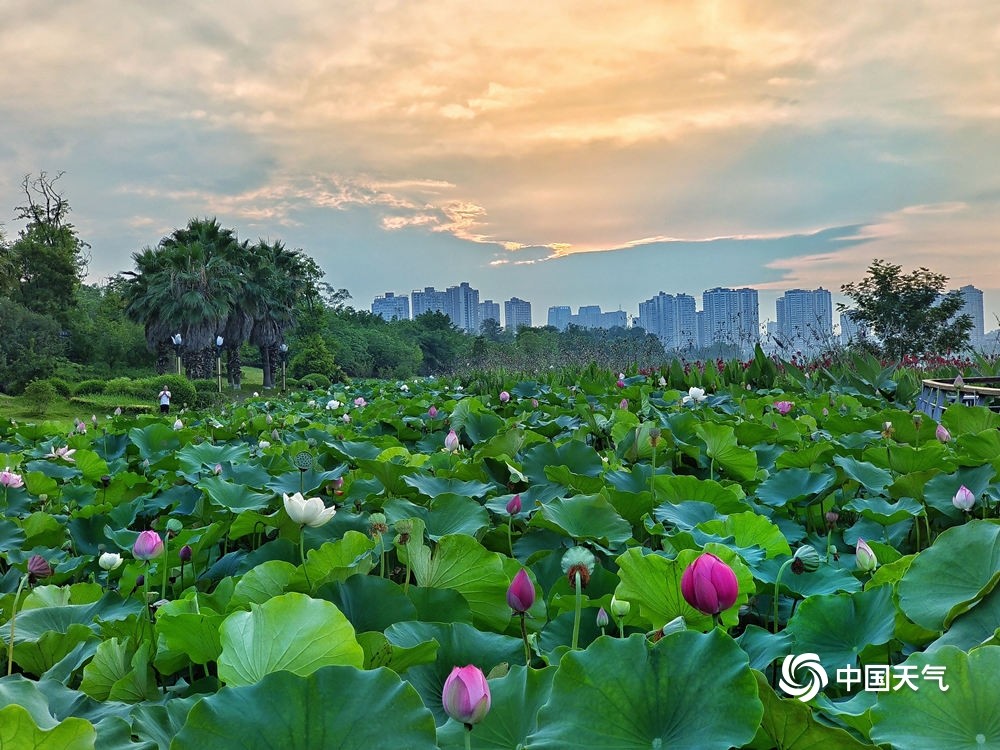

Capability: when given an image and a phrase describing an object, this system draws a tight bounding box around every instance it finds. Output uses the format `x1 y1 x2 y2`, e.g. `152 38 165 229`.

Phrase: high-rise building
774 288 833 353
599 310 627 329
674 294 698 350
958 285 985 347
576 305 602 329
839 311 868 346
446 282 480 334
504 297 532 331
371 292 410 321
478 300 501 331
411 287 449 318
637 292 698 350
702 287 759 354
547 306 572 331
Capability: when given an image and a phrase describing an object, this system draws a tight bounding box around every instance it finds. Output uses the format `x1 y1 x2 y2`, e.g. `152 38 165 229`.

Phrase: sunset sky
3 1 999 328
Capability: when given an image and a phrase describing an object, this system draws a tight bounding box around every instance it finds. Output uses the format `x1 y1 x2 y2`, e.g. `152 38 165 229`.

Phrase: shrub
134 375 196 408
300 373 332 389
73 379 106 396
23 379 57 416
43 377 72 397
191 379 225 408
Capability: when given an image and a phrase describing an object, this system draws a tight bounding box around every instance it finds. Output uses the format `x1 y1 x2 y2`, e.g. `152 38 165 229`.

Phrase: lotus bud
444 429 460 453
499 391 510 403
91 415 98 425
27 554 52 581
173 419 183 430
660 615 687 638
609 595 631 618
271 428 280 441
531 398 539 408
442 665 491 726
825 510 839 529
822 407 829 416
133 530 165 561
936 424 951 442
253 392 259 397
595 607 609 628
101 475 112 488
616 379 625 388
953 485 976 512
178 544 193 562
266 414 273 424
428 405 439 418
658 376 667 387
98 552 123 571
792 545 821 574
619 398 628 410
213 463 223 475
506 569 535 613
855 538 878 572
680 552 739 615
342 414 351 424
114 407 122 416
506 494 522 515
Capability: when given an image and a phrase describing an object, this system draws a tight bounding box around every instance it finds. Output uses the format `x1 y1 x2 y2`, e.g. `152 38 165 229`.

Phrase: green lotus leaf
356 631 438 672
154 610 224 672
785 585 896 675
923 464 995 519
941 403 1000 435
424 493 490 540
319 574 418 633
402 474 494 499
870 646 1000 750
843 496 924 525
756 468 836 507
653 474 747 512
527 631 762 750
217 592 363 686
409 534 510 631
0 703 95 750
79 637 158 703
833 456 892 494
128 424 181 462
228 560 298 611
749 671 874 750
175 442 250 475
897 521 1000 631
170 666 437 750
522 441 604 486
697 512 792 558
926 583 1000 654
530 492 634 547
198 476 274 512
437 665 555 749
301 531 376 589
695 422 759 481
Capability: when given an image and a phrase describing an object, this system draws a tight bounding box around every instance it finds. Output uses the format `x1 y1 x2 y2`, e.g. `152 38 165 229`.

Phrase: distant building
478 300 501 331
575 305 602 329
411 286 449 318
411 282 481 333
839 311 869 346
774 288 833 354
504 297 532 331
958 285 985 347
371 292 410 321
702 287 759 354
547 305 572 331
637 291 698 350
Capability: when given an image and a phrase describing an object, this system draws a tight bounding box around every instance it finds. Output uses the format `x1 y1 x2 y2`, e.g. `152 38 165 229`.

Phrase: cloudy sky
3 1 999 328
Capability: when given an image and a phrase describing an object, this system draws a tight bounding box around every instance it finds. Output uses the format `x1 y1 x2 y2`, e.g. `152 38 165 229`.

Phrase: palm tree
124 218 241 378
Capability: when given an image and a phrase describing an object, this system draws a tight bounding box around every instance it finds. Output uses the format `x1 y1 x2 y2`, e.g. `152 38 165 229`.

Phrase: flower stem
404 558 411 595
300 530 312 589
507 521 514 558
519 612 531 666
161 544 168 601
571 571 582 650
773 559 794 634
650 444 657 500
6 574 28 676
464 727 472 750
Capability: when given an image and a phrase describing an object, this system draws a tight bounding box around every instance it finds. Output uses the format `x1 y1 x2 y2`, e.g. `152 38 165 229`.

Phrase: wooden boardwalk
915 377 1000 420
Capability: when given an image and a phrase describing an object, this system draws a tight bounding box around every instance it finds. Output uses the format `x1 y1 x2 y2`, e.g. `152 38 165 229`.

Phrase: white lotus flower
400 384 409 392
173 419 183 430
342 413 351 423
98 552 123 571
326 399 341 410
258 440 271 449
283 492 337 528
681 387 708 405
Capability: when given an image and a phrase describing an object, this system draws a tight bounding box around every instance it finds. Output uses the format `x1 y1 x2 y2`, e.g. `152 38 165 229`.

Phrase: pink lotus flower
506 569 535 612
506 494 522 515
428 405 439 419
442 665 491 726
444 429 460 453
680 553 739 615
47 446 76 463
953 485 976 512
0 467 24 489
499 391 510 403
133 530 164 561
354 397 367 407
936 424 951 442
616 379 625 388
773 401 794 416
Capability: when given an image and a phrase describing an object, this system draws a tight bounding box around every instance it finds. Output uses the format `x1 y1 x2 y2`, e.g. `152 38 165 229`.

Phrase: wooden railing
915 377 1000 419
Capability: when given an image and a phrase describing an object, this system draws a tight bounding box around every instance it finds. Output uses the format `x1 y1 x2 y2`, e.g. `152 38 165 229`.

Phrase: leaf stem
571 571 582 650
773 558 794 634
6 574 28 676
300 530 311 589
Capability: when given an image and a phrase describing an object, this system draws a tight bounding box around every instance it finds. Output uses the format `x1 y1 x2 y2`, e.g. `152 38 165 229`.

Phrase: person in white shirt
158 386 171 414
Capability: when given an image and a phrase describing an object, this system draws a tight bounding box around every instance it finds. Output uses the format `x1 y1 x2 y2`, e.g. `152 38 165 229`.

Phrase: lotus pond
1 371 999 749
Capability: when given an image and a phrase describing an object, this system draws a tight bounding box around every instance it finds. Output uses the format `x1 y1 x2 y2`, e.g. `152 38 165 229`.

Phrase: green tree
839 259 972 359
0 298 67 393
8 173 89 326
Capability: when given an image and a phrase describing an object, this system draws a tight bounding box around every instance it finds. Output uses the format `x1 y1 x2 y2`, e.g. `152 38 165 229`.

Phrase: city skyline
4 4 1000 325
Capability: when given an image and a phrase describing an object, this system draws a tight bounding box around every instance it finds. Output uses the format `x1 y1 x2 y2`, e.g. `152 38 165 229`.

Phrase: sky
2 1 1000 330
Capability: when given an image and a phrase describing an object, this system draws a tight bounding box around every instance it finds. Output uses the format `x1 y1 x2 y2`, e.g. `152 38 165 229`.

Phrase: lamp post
279 343 289 392
171 333 183 376
216 336 224 393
